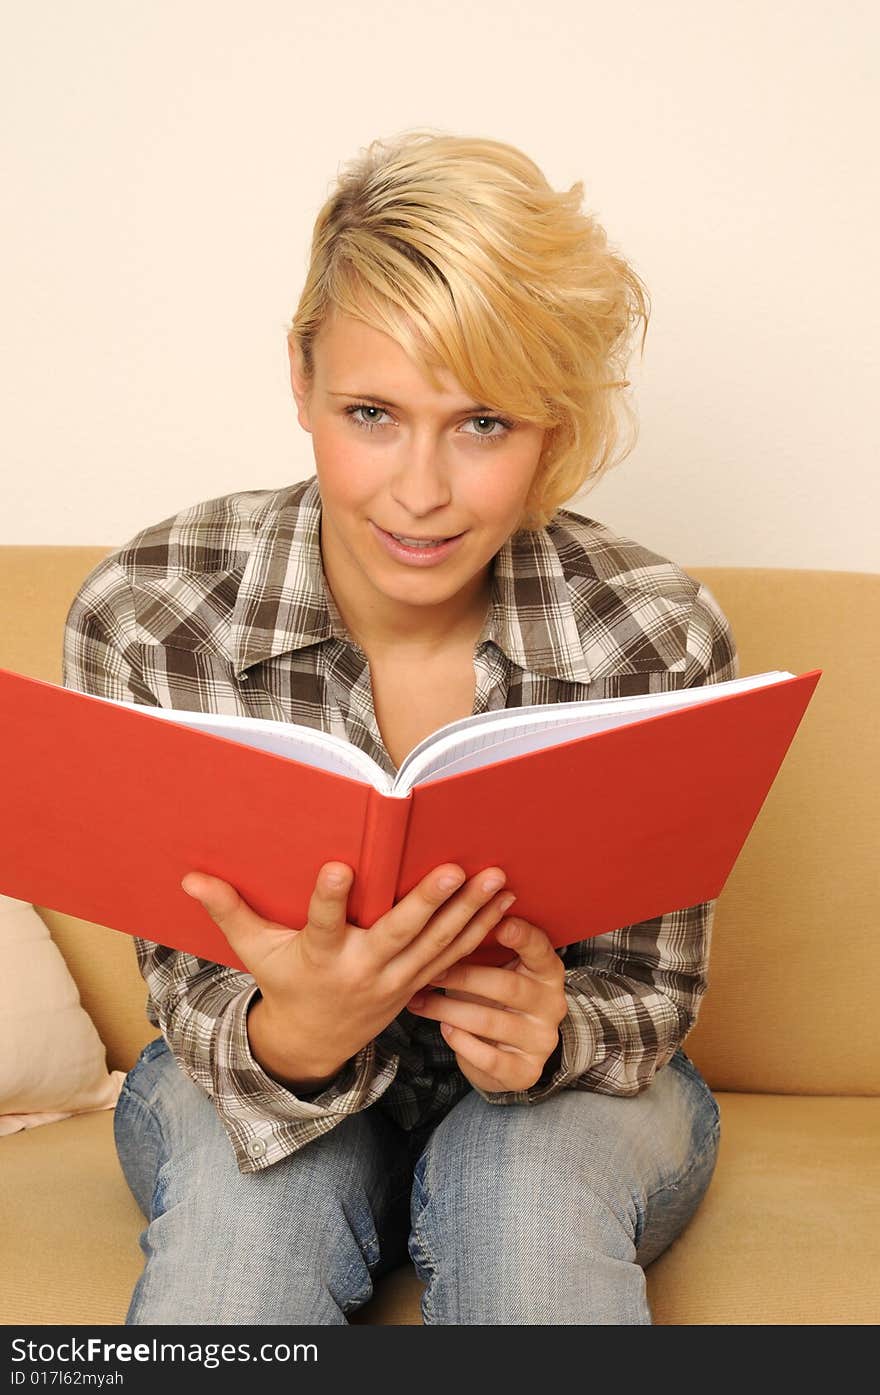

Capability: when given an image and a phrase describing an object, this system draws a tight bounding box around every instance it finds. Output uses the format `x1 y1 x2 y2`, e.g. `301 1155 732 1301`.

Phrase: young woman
63 129 737 1325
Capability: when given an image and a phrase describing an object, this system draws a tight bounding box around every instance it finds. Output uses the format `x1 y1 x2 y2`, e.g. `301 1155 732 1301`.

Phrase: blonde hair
287 128 650 531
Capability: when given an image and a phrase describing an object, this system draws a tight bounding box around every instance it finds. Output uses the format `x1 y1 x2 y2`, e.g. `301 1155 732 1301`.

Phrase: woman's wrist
246 994 346 1094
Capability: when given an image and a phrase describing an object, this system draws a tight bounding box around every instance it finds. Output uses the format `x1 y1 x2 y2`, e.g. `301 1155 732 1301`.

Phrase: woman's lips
369 521 467 567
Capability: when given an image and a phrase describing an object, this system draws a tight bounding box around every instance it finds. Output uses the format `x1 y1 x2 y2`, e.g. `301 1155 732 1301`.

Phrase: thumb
181 872 244 919
305 863 352 940
180 872 294 975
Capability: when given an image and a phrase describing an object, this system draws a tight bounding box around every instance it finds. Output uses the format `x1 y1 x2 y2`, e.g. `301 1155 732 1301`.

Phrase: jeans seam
645 1119 720 1207
115 1053 172 1221
630 1120 720 1256
409 1162 439 1324
668 1051 721 1124
119 1074 171 1168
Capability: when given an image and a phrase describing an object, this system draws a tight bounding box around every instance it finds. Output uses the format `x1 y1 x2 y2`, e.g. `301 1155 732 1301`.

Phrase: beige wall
2 1 876 571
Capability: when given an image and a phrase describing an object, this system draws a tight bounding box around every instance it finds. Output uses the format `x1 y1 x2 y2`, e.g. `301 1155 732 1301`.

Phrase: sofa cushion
0 1110 145 1325
3 1094 875 1325
33 906 157 1077
644 1091 880 1324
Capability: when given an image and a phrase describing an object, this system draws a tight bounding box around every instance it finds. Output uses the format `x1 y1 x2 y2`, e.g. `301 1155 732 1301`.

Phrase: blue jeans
114 1035 720 1325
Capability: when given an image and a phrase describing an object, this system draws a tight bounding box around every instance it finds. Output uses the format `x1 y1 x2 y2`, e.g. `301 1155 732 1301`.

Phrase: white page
395 671 794 791
83 693 388 789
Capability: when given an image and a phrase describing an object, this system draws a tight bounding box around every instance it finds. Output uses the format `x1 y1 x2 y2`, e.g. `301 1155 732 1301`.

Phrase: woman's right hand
180 862 516 1083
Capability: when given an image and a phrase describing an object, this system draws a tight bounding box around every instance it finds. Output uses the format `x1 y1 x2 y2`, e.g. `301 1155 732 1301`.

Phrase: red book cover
0 666 822 972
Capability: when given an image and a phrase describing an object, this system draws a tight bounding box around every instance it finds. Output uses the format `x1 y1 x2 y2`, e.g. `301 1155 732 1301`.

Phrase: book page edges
60 681 395 792
393 670 807 794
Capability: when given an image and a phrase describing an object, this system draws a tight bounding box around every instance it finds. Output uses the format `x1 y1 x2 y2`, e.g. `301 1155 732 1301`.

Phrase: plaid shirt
62 474 738 1173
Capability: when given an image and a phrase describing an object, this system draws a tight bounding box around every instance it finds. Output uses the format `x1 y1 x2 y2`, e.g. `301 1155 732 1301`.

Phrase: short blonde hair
287 128 650 531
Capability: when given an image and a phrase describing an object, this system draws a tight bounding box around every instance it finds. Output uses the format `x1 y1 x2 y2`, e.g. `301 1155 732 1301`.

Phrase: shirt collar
227 476 592 685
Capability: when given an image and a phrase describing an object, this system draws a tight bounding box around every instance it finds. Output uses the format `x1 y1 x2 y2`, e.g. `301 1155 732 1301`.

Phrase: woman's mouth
369 521 467 567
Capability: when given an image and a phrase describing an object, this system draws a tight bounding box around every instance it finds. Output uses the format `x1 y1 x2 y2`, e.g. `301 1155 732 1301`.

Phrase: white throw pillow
0 893 125 1135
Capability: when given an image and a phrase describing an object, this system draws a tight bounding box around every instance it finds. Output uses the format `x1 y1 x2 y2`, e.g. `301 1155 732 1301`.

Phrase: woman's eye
344 403 513 446
461 416 511 442
346 404 391 430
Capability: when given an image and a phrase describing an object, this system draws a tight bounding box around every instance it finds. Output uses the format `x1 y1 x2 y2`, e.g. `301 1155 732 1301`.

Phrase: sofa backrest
0 546 876 1095
686 568 877 1096
0 546 157 1072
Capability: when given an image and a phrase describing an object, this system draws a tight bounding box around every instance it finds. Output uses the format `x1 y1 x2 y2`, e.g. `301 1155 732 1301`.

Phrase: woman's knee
117 1043 412 1322
411 1060 719 1261
409 1097 649 1324
114 1036 230 1218
407 1068 717 1324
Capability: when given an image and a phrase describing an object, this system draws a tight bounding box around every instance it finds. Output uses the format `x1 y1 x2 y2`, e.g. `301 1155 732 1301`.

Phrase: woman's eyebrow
328 390 495 413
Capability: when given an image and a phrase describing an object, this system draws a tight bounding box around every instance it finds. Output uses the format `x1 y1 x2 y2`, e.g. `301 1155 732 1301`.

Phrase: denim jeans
114 1035 720 1326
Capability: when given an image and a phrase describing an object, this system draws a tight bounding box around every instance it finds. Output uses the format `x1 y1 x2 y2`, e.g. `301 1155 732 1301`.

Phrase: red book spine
349 787 413 929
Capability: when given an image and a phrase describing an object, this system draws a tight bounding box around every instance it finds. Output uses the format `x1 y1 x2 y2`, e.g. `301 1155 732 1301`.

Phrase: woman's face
287 308 546 637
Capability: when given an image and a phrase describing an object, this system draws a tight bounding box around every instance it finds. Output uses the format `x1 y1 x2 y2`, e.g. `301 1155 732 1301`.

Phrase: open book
0 666 822 971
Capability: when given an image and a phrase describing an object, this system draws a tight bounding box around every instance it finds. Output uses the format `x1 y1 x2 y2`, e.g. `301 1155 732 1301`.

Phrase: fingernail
409 993 426 1009
180 878 197 898
498 893 517 913
326 869 347 888
439 871 465 891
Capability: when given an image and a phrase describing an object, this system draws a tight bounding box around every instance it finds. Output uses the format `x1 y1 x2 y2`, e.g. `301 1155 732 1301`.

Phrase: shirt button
247 1137 267 1159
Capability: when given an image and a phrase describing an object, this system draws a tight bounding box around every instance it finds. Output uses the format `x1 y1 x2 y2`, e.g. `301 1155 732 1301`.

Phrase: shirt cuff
210 984 401 1171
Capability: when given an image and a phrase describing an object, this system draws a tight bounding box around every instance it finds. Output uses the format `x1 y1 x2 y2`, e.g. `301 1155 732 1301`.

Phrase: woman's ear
287 338 313 432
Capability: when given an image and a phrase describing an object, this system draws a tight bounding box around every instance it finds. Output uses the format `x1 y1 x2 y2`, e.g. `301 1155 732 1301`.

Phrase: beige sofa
1 546 878 1326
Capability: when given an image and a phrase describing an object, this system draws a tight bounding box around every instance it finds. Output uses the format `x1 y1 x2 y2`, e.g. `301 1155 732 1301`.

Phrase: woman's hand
406 917 568 1093
179 861 516 1086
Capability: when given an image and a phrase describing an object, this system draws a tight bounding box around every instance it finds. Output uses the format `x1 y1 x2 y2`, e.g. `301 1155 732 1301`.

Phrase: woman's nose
389 444 453 512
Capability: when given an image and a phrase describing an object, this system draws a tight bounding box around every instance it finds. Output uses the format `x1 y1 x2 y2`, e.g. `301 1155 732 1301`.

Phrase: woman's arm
62 555 401 1172
467 582 739 1106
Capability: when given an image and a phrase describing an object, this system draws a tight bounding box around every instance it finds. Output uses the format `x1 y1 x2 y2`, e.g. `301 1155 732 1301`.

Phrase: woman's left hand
406 917 568 1092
